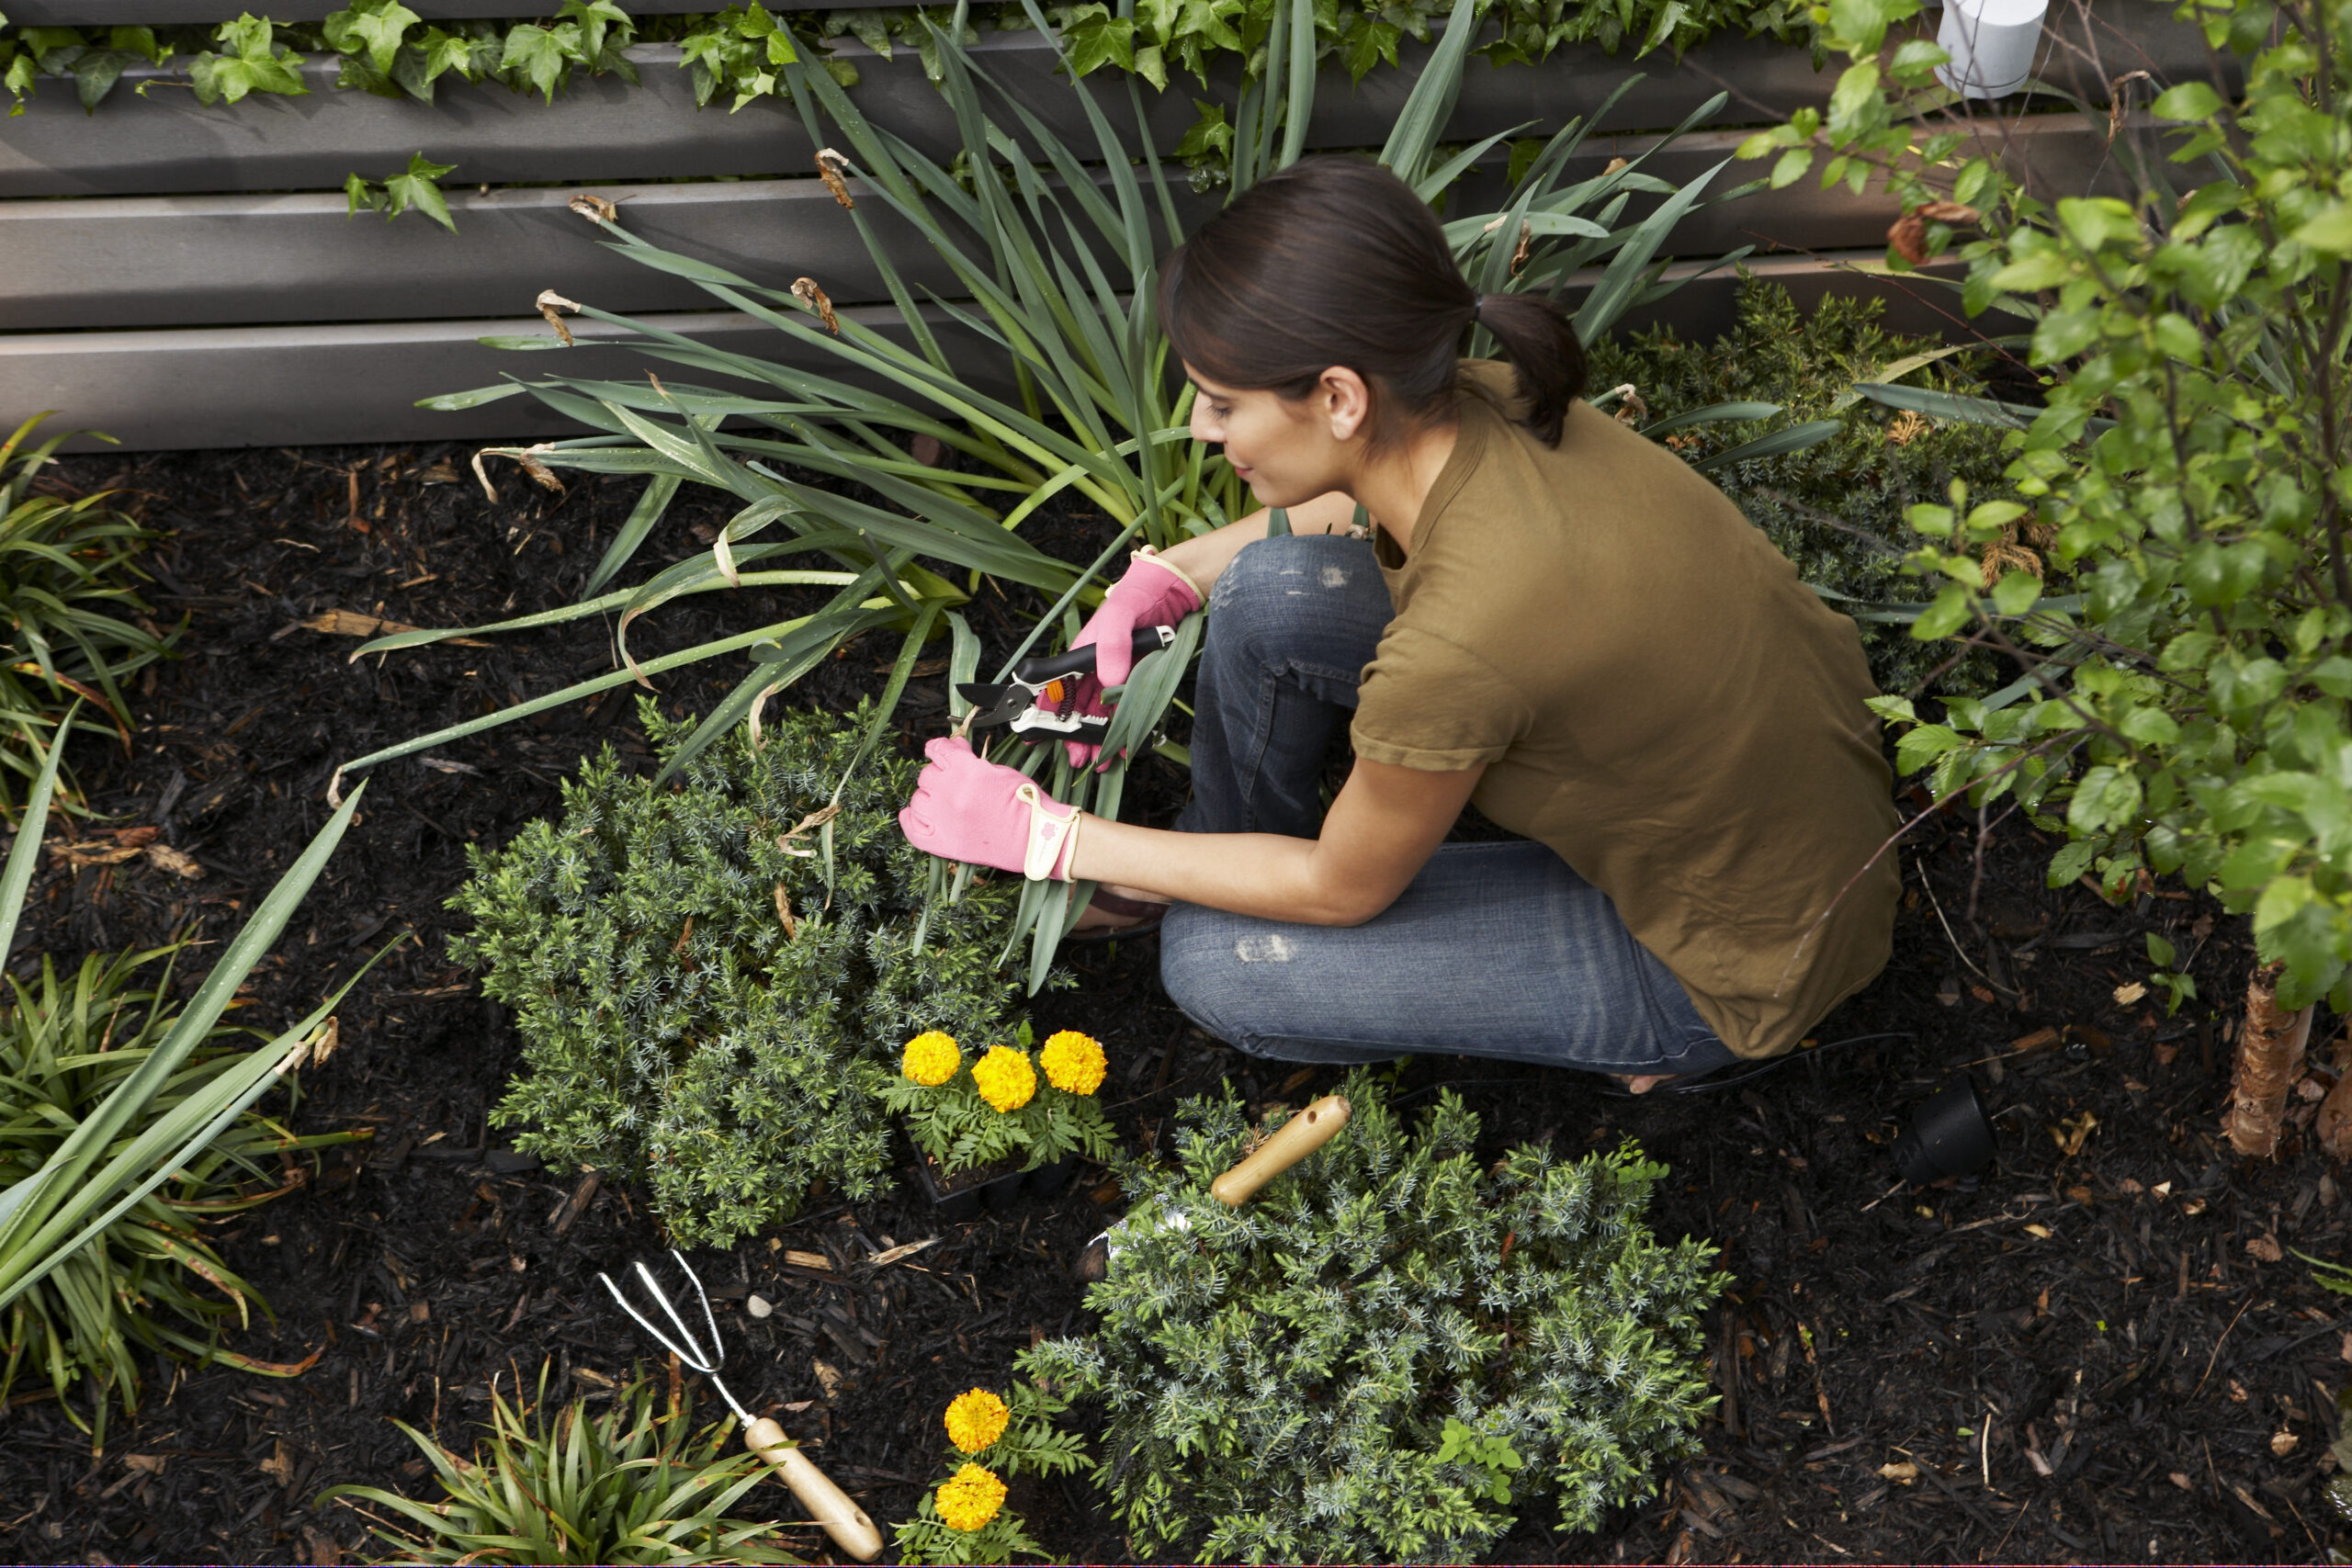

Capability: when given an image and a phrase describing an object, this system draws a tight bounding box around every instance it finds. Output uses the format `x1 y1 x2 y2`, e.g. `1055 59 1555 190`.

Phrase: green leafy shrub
321 1364 805 1565
1740 0 2352 1011
447 697 1028 1247
883 1022 1117 1179
1589 278 2018 698
893 1382 1086 1565
1 415 178 814
1020 1072 1727 1563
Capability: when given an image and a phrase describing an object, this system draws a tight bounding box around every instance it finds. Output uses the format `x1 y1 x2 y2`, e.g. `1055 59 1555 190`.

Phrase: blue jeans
1159 534 1737 1076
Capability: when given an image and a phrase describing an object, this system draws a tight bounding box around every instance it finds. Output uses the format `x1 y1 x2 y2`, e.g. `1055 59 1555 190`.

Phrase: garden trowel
956 625 1177 744
1072 1094 1351 1283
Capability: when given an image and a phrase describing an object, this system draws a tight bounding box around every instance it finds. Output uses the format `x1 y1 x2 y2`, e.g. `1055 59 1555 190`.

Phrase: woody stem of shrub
2227 960 2312 1158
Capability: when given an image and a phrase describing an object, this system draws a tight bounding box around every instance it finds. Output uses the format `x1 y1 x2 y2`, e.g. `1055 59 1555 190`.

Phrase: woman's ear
1317 367 1374 443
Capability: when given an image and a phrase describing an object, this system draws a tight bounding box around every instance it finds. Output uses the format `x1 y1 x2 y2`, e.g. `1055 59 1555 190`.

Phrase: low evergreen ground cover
447 698 1031 1248
1021 1072 1726 1563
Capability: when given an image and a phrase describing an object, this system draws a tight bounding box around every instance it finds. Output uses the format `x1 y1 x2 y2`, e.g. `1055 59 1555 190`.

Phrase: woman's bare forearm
1156 491 1359 598
1066 756 1483 927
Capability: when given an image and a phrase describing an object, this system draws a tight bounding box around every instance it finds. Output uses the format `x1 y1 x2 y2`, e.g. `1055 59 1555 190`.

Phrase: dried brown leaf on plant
568 192 619 223
1978 515 2050 590
1511 220 1533 276
1604 383 1648 427
2229 960 2312 1156
536 288 582 346
792 276 840 334
1885 410 1930 446
816 147 854 209
1887 202 1980 266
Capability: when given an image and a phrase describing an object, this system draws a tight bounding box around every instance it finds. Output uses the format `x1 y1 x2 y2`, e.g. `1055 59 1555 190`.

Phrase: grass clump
0 416 177 813
321 1365 806 1565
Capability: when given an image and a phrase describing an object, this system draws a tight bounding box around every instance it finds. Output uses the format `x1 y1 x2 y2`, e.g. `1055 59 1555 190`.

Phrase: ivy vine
2 0 1812 125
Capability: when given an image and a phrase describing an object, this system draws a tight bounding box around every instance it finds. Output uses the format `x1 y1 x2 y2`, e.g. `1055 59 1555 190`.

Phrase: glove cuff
1015 782 1082 882
1131 547 1204 610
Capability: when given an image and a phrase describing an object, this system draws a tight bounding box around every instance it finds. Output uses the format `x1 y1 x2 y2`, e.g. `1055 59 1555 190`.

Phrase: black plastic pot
1894 1076 1996 1184
910 1145 1080 1222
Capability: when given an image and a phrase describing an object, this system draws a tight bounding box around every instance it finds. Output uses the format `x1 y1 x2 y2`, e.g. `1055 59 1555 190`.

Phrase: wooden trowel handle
742 1416 884 1562
1211 1095 1351 1207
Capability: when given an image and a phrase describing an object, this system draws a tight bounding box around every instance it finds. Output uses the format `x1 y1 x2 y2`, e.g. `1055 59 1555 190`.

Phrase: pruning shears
954 625 1177 744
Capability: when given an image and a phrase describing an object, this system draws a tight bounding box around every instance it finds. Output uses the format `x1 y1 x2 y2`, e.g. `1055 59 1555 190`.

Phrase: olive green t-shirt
1351 362 1900 1058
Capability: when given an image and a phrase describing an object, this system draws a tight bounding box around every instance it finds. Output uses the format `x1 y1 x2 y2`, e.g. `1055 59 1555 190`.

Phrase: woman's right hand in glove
1060 548 1203 768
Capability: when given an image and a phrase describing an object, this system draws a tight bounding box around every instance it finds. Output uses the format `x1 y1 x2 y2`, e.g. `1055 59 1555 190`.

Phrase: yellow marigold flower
901 1031 961 1087
935 1462 1006 1532
970 1045 1035 1113
944 1388 1011 1454
1039 1030 1107 1096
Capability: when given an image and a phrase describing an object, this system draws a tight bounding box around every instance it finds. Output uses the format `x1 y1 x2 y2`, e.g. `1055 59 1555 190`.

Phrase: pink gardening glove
1063 548 1203 767
899 737 1082 880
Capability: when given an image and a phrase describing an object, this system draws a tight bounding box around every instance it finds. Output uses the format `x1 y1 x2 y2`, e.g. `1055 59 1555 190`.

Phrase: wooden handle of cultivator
742 1417 884 1563
1211 1095 1351 1207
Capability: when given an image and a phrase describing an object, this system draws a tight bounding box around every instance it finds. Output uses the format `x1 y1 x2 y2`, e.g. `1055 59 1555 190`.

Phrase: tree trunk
2227 961 2313 1158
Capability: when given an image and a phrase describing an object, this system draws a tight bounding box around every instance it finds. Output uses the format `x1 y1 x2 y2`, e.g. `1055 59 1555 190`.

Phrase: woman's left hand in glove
897 736 1084 881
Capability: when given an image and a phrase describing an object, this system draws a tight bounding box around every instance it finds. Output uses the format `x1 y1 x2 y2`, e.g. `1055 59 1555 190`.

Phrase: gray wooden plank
3 250 2012 452
6 112 2135 332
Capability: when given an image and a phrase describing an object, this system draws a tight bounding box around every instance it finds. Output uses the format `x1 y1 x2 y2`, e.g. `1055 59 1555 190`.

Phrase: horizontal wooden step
0 2 2223 200
4 110 2145 333
2 250 2017 452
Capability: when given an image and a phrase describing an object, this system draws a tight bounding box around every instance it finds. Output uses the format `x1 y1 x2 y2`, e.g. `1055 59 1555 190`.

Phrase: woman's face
1184 364 1368 509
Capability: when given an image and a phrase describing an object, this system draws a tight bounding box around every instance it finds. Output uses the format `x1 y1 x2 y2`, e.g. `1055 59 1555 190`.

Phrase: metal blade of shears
955 682 1032 729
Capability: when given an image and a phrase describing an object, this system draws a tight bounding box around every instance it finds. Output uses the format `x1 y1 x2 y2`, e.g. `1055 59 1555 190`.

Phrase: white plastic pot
1934 0 2050 99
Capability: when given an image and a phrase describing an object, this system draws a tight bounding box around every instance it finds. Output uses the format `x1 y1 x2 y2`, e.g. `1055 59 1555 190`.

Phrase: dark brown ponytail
1159 156 1589 446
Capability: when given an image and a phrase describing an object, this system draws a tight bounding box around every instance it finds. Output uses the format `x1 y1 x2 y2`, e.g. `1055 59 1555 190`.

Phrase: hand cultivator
599 1250 885 1562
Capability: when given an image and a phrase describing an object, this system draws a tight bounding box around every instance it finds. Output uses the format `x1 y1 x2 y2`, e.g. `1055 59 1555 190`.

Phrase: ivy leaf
557 0 631 62
323 0 421 74
381 151 458 232
500 23 571 102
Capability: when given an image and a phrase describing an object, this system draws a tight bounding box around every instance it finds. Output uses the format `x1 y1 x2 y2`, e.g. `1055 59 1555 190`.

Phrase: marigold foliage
882 1021 1117 1178
970 1044 1036 1112
902 1030 962 1088
896 1381 1085 1566
1039 1029 1107 1095
448 698 1024 1247
944 1388 1011 1454
1020 1071 1727 1563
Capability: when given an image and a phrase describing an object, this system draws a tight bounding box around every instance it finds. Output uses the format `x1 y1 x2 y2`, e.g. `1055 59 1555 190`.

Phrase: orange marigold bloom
1039 1030 1107 1095
935 1462 1006 1532
970 1045 1035 1113
944 1388 1011 1454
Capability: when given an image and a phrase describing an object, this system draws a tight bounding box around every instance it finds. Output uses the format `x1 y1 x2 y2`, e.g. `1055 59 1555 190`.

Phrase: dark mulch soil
2 442 2347 1566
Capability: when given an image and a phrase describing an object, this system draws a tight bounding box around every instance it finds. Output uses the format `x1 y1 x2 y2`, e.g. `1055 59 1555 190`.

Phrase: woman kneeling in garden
900 157 1899 1089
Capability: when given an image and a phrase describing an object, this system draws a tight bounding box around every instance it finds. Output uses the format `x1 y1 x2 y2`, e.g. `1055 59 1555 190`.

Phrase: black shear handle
1010 624 1176 686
